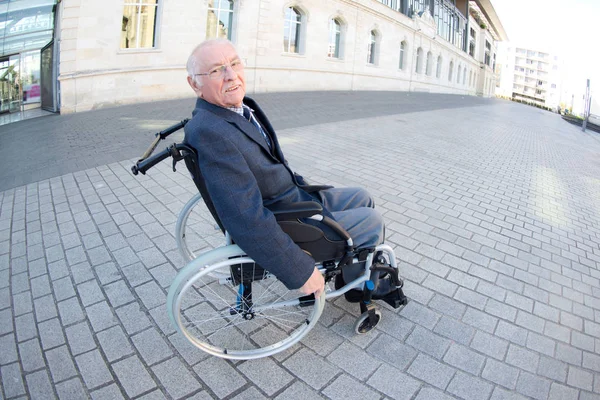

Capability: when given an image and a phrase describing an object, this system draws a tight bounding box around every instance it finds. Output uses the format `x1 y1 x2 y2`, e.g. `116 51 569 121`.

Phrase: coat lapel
194 98 277 160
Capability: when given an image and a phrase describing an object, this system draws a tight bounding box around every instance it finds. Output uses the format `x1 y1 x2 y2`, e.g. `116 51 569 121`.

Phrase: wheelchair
132 120 408 360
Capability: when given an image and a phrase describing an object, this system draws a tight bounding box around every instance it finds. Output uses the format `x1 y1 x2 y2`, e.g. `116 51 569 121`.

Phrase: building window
283 7 302 53
469 70 472 86
448 61 453 81
121 0 159 49
463 68 466 85
206 0 234 40
551 83 556 89
425 51 432 76
469 27 476 57
367 30 379 64
484 40 491 66
436 55 442 78
457 65 461 84
327 18 342 58
399 41 407 70
416 47 423 73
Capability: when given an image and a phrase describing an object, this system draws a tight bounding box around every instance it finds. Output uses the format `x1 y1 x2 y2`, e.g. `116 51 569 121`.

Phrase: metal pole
582 79 590 132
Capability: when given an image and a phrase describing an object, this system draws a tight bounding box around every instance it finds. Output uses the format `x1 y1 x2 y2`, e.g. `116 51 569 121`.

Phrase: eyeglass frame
194 59 244 80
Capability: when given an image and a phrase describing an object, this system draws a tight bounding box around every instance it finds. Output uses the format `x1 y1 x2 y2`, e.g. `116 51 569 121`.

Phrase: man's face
189 43 246 108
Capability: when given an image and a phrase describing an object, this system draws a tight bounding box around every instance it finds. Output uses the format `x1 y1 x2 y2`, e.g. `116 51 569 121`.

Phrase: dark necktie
243 106 272 150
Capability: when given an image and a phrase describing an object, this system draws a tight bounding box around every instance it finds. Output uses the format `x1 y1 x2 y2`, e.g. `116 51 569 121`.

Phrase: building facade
495 43 563 110
1 0 507 115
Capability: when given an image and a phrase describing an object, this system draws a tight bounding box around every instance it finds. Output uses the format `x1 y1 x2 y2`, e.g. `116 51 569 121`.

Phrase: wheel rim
171 255 324 359
176 193 224 263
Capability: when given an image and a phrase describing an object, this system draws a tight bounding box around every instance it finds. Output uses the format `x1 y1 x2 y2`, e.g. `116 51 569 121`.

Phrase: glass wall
0 0 55 113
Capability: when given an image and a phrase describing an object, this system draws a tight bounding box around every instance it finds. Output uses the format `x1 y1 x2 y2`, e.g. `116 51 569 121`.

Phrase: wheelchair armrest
267 201 323 221
300 184 334 194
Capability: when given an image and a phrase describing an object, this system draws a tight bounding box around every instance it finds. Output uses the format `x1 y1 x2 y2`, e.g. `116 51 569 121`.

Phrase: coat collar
193 97 282 161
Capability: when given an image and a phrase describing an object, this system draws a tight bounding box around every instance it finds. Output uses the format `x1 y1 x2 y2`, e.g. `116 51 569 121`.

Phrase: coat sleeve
187 123 315 290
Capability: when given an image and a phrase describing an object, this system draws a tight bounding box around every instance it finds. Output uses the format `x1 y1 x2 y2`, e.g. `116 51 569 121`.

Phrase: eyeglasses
195 59 244 80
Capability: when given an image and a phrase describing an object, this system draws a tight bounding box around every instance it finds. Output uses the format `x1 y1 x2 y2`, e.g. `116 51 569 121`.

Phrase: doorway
0 55 21 114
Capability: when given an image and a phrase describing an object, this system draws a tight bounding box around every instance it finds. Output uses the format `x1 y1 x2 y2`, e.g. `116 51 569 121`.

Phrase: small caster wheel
354 309 382 334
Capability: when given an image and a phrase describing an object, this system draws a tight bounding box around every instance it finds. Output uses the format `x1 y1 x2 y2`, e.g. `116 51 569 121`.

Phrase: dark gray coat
183 96 319 289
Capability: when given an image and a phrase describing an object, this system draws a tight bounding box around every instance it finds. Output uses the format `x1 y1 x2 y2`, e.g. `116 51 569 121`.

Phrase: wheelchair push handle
132 147 171 175
137 119 190 163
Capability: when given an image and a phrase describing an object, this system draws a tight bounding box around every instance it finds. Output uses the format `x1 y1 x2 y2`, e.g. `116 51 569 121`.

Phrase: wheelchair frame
132 120 407 360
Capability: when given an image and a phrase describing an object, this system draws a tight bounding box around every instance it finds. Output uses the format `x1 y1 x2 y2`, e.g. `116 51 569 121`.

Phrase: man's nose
224 65 238 79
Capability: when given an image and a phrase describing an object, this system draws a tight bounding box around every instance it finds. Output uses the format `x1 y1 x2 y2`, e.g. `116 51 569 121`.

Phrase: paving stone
447 371 494 400
428 294 467 319
556 342 583 365
406 325 451 359
1 362 26 397
57 297 85 326
121 262 153 287
52 276 76 302
443 342 485 375
115 302 152 335
112 355 157 397
131 327 173 366
567 366 593 391
18 338 45 372
274 381 323 400
237 357 294 396
0 307 13 334
414 386 457 400
194 356 247 397
65 321 96 355
407 353 455 389
323 374 380 400
12 291 33 316
374 307 415 341
134 281 166 310
30 274 51 298
506 344 540 373
494 320 528 346
148 305 177 336
33 293 58 322
537 356 568 383
433 315 474 345
462 307 498 333
152 357 201 399
366 333 417 370
399 299 440 329
90 384 126 400
526 331 556 357
96 325 134 362
86 301 118 332
516 371 552 400
471 330 509 360
46 345 78 383
55 377 88 400
26 369 54 400
327 341 381 380
454 287 488 310
103 280 135 308
77 279 105 306
0 332 18 364
300 321 345 356
548 382 579 400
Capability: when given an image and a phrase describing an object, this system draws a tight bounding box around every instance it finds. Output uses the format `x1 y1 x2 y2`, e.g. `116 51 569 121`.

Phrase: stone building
1 0 507 115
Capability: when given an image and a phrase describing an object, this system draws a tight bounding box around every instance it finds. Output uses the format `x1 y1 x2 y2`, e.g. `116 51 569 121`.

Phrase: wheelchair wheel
176 193 225 262
167 244 325 359
354 309 382 334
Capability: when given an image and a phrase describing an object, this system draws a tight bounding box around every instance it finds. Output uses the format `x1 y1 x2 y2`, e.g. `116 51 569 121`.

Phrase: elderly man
183 39 386 297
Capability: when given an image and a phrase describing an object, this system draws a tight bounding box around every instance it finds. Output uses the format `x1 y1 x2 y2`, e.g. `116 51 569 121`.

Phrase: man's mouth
225 85 240 93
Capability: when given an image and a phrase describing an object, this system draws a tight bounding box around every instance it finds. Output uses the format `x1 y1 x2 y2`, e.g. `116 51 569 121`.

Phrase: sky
492 0 599 107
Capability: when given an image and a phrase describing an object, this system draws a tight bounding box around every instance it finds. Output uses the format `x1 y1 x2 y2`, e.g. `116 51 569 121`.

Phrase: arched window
469 70 473 86
457 65 462 84
328 18 342 58
425 51 433 76
436 55 442 78
367 30 378 64
283 7 302 53
448 61 453 82
463 69 467 85
206 0 234 40
416 47 423 73
399 41 407 70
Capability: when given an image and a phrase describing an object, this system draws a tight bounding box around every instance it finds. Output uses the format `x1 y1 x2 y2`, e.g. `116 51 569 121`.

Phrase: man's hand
299 267 324 298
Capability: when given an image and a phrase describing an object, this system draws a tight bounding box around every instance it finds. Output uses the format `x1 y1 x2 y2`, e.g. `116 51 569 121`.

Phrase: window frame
399 40 407 70
367 30 379 65
436 55 442 78
120 0 161 50
416 47 423 74
327 18 343 59
283 6 303 54
206 0 235 41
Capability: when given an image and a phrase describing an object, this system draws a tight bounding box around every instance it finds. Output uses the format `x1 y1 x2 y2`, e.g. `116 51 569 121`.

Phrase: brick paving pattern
1 91 600 399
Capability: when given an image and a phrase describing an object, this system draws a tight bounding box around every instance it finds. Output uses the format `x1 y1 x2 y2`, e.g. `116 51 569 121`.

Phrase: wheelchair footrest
380 287 409 309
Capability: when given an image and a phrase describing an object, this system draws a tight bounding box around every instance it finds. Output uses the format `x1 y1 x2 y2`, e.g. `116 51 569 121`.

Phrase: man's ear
187 76 202 97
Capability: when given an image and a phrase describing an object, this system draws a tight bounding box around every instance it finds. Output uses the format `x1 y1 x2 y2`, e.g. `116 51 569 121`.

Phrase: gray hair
186 38 238 87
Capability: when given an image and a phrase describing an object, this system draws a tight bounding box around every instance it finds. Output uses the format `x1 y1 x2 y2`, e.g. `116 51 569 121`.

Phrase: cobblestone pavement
2 93 600 400
0 91 490 192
